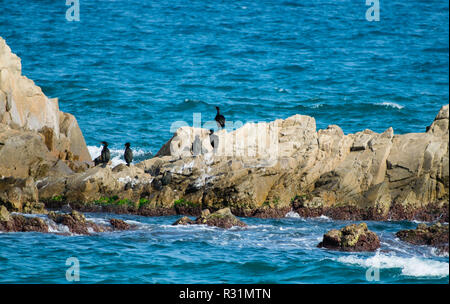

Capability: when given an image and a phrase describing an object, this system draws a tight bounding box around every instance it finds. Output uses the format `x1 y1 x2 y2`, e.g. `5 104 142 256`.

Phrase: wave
285 211 300 218
375 102 404 110
337 252 449 278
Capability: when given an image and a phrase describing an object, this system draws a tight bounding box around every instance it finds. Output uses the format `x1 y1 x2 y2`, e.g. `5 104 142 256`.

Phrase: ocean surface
0 0 448 283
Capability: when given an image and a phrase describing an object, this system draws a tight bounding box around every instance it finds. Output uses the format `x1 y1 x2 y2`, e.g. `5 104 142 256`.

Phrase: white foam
376 102 404 109
337 252 449 278
431 247 449 258
285 211 300 218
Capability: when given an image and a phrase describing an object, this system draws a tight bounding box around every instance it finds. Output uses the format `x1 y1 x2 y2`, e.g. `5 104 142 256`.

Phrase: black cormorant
124 142 133 166
215 106 225 129
94 141 110 166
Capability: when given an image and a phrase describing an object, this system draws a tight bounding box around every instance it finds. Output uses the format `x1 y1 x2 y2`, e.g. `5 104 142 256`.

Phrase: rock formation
0 206 131 235
172 208 247 229
318 223 380 252
0 37 91 211
0 37 448 222
37 104 449 221
396 223 449 255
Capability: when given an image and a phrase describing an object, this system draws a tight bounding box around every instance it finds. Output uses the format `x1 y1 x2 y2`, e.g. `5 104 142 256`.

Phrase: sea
0 0 448 283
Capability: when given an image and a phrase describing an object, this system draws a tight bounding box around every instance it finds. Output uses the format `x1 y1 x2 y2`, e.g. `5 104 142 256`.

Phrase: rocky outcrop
396 223 449 254
0 37 91 211
0 207 48 233
47 210 112 234
38 104 448 221
0 207 131 235
172 208 247 229
1 37 448 221
318 223 380 252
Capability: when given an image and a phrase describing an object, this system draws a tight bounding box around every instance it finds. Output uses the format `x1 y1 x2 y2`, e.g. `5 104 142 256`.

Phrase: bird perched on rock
124 142 133 166
94 141 110 167
215 106 225 129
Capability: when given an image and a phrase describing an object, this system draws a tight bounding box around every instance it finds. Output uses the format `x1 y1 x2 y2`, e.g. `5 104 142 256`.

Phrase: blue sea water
0 0 448 283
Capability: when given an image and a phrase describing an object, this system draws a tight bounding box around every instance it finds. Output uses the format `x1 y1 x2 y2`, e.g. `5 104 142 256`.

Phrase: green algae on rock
318 223 381 252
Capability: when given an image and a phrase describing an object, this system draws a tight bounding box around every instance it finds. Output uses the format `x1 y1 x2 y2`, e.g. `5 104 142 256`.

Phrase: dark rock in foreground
396 223 449 254
172 208 247 229
318 223 380 252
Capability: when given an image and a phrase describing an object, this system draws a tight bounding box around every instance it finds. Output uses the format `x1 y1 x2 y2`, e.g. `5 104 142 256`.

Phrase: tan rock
0 36 91 179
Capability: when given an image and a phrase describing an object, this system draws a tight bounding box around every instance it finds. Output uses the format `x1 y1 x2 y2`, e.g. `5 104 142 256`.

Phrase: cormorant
94 141 110 166
215 106 225 129
124 142 133 166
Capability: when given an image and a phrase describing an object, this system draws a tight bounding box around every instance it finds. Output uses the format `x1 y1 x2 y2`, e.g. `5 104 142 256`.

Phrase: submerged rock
109 218 130 230
48 210 112 234
172 216 195 226
318 223 380 252
396 223 449 254
172 208 247 229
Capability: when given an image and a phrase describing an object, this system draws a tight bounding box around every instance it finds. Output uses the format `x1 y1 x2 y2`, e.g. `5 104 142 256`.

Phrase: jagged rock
318 223 380 252
109 218 130 230
37 105 449 220
47 210 108 235
0 205 11 222
0 214 48 233
0 37 90 181
1 35 448 220
0 176 38 211
396 223 449 254
22 202 47 214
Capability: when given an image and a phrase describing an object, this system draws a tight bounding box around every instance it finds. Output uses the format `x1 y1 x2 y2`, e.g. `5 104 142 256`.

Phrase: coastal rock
0 37 90 181
109 218 130 230
0 205 11 222
396 223 449 254
1 37 448 221
37 105 449 221
172 216 195 225
47 210 108 234
195 207 247 228
173 208 247 229
318 223 380 252
0 213 49 233
0 176 39 211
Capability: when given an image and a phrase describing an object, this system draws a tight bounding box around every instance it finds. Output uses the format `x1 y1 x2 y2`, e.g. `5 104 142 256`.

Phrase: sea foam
337 252 449 278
